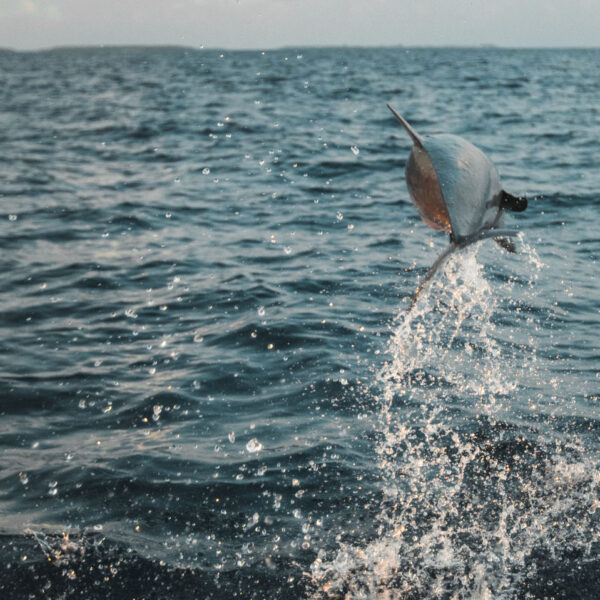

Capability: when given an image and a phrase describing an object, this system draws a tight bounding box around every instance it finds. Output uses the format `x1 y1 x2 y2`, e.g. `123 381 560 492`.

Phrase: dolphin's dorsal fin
386 105 424 148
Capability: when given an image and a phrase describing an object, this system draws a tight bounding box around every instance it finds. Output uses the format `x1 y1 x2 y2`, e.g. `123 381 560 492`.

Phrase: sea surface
1 46 599 599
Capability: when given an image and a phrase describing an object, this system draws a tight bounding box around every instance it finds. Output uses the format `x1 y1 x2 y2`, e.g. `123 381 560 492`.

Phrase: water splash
310 243 600 599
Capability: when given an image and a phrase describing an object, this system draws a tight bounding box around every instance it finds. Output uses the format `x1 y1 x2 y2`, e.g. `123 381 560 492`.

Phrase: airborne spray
310 244 600 599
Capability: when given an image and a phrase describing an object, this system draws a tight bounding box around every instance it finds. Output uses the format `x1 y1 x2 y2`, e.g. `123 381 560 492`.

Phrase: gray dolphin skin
387 104 527 309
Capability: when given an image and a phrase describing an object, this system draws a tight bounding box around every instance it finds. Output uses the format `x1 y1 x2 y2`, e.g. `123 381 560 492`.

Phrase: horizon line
2 42 600 53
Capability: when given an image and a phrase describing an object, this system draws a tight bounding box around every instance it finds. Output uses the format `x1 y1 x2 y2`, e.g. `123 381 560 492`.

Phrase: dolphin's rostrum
387 104 527 309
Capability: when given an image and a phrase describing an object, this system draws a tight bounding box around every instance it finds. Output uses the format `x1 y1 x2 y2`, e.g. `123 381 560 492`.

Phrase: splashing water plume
310 243 600 599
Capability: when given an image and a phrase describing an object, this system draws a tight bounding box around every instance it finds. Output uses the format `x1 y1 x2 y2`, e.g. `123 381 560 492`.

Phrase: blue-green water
1 46 599 599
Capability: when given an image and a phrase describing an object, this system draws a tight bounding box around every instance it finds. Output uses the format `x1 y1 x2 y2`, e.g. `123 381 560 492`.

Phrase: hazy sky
1 0 598 51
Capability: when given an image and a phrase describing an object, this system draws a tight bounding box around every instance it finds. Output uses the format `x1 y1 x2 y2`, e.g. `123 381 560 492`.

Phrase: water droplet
246 512 259 528
246 438 263 453
350 145 359 155
202 168 210 175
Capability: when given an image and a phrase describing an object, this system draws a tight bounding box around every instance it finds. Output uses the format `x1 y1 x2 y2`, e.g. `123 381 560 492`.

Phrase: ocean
0 46 599 599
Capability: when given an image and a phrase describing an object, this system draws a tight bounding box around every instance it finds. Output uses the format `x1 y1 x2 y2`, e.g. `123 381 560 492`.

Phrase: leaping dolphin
387 104 527 309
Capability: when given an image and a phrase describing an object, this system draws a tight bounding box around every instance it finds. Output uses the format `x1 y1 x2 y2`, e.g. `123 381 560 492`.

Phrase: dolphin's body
387 105 527 309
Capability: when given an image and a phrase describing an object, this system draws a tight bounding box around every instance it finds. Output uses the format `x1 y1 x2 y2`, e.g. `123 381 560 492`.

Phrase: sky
1 0 599 51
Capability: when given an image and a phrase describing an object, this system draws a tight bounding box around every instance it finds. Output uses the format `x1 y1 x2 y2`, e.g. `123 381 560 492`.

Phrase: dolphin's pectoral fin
501 190 528 212
455 228 518 248
408 228 521 312
494 237 516 253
